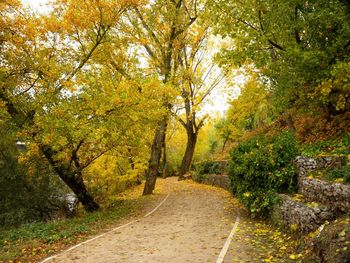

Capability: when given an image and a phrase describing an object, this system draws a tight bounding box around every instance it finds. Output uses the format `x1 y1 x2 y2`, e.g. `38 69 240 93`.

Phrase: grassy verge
0 181 166 262
301 134 350 157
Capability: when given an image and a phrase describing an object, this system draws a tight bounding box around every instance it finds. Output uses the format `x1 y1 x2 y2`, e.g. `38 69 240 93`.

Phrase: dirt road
45 178 239 263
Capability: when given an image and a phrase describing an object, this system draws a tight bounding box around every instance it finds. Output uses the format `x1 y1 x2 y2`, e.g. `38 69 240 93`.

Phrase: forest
1 0 350 262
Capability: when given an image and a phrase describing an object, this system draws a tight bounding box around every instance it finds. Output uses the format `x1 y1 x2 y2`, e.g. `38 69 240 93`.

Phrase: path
44 178 239 263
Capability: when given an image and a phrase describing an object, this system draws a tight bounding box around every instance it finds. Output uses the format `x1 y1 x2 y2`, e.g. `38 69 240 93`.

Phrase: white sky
21 0 239 116
22 0 48 11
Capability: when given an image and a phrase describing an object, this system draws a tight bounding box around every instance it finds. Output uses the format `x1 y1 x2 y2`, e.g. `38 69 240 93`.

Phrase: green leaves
229 132 299 215
208 0 350 112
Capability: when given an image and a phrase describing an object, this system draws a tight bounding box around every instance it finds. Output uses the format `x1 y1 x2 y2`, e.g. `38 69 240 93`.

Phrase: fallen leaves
229 216 306 263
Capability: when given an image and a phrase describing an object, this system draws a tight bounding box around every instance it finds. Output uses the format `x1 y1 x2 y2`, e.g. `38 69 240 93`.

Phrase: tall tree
175 29 226 177
0 0 135 211
124 0 199 194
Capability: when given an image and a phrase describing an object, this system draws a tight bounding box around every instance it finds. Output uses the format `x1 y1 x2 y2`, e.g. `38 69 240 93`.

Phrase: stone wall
295 155 350 213
271 155 349 233
271 194 334 233
295 155 347 177
201 174 230 191
299 177 350 213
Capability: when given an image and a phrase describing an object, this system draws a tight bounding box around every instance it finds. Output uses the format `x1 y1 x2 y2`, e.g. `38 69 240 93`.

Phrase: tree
208 0 350 113
124 0 199 194
174 29 226 177
0 0 136 211
217 75 274 147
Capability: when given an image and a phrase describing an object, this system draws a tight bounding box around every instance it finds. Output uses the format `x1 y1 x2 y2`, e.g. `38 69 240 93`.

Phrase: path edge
39 191 170 263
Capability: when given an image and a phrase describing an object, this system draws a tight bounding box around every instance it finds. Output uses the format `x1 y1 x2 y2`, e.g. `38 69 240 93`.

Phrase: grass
0 181 166 262
307 166 350 184
301 133 350 157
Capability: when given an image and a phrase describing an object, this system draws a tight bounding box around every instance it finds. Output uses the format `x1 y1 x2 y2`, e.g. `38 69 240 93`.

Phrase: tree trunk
179 130 197 178
221 133 230 153
40 145 99 212
143 117 168 195
161 139 167 178
62 172 100 212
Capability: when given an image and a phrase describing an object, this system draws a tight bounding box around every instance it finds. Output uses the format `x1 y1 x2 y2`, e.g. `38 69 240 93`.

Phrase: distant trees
216 76 275 148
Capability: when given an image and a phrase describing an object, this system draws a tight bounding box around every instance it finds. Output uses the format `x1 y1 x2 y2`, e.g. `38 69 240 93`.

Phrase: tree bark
41 145 99 212
61 172 100 212
161 138 168 178
221 132 231 153
179 130 197 178
143 117 168 195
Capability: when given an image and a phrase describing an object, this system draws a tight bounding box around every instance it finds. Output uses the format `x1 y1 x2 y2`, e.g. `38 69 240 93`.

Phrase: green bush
193 161 223 175
191 172 207 183
229 131 299 215
0 129 69 227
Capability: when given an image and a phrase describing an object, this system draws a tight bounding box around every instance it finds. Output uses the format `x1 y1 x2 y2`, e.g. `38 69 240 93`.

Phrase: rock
295 155 350 213
201 174 230 190
299 177 350 213
271 194 334 233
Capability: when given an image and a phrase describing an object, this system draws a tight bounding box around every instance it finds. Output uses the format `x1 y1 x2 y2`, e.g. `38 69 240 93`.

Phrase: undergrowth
229 131 299 215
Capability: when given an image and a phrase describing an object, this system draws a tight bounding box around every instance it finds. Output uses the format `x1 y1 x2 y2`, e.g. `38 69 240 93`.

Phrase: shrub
193 160 227 175
229 131 299 215
0 145 69 226
198 161 220 174
191 172 207 183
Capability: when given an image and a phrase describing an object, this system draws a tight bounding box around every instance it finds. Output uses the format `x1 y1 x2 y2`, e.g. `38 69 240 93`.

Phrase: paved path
46 178 238 263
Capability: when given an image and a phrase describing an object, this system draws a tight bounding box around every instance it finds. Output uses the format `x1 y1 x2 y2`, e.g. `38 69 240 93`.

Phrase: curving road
44 178 239 263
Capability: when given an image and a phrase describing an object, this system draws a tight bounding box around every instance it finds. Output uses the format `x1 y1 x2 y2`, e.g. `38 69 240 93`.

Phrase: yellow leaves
123 0 140 7
319 81 332 97
42 133 54 145
291 193 305 202
336 94 346 111
338 230 346 237
290 224 298 232
334 178 345 183
306 201 319 208
230 215 307 263
289 253 303 260
263 255 274 262
313 61 350 111
243 192 252 198
57 136 68 147
58 0 132 32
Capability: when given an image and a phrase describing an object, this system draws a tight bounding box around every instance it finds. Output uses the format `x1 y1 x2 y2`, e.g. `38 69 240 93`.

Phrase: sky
21 0 238 116
22 0 48 11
